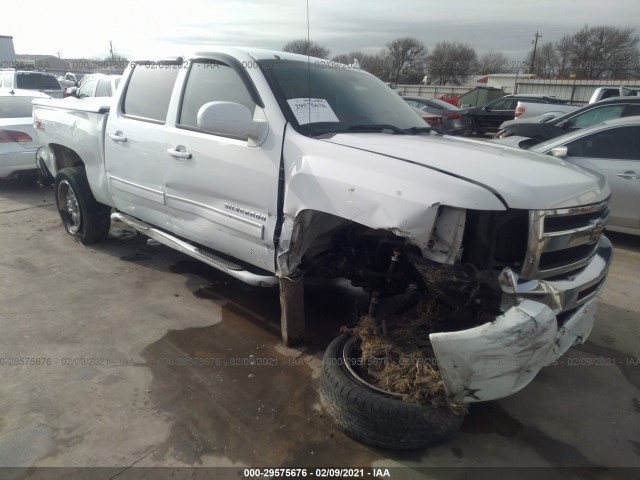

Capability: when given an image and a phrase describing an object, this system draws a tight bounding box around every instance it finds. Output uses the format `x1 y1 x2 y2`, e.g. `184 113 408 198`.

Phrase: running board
111 212 278 287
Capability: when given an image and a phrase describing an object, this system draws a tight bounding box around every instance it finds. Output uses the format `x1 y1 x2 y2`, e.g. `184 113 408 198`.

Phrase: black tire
320 333 465 450
55 167 111 245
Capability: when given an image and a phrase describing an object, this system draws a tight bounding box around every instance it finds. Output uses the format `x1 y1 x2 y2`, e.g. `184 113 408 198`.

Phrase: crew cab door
104 62 180 227
162 59 281 272
562 125 640 230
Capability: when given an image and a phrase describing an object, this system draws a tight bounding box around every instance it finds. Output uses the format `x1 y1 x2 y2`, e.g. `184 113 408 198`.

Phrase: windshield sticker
287 98 339 125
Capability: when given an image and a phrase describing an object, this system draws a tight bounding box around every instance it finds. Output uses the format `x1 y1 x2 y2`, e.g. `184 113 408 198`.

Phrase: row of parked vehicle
400 88 640 234
0 70 121 179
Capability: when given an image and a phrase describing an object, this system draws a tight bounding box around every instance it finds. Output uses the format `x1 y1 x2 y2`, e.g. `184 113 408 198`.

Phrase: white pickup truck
32 47 613 448
514 99 580 120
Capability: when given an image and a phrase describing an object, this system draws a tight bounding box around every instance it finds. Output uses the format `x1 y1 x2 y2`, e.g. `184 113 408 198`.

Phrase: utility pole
529 31 542 74
109 41 115 61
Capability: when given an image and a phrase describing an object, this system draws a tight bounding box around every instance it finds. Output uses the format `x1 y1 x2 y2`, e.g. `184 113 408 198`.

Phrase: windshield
259 59 427 136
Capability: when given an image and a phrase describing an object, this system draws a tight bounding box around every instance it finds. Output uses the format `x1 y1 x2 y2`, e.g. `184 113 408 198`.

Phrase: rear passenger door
162 59 282 273
104 61 180 227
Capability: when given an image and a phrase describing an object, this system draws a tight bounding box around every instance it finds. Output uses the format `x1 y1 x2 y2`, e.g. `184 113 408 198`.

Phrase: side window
3 73 14 88
123 64 180 123
178 61 256 132
78 80 97 98
568 105 625 128
488 98 514 110
622 104 640 117
565 126 640 160
95 79 112 97
404 99 420 107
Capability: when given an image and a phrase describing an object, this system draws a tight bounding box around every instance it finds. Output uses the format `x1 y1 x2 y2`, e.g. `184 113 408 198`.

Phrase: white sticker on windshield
287 98 339 125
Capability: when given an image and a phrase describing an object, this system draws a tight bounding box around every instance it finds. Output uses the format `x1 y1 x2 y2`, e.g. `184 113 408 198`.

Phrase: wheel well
50 144 85 172
282 210 416 293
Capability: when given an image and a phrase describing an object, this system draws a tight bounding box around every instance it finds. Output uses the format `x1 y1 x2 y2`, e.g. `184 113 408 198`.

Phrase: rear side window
123 64 180 123
178 61 256 130
569 105 625 128
0 97 37 118
16 73 60 90
95 79 112 97
622 104 640 117
2 73 13 88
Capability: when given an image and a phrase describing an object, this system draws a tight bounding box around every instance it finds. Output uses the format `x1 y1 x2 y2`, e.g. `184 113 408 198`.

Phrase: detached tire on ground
320 333 465 449
55 167 111 245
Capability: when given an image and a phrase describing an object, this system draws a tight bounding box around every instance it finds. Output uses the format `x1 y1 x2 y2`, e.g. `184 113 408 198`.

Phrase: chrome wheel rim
57 180 81 235
343 336 404 398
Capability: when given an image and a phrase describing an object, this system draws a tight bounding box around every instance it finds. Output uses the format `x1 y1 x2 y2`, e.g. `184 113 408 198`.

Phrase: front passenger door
163 59 282 273
563 125 640 230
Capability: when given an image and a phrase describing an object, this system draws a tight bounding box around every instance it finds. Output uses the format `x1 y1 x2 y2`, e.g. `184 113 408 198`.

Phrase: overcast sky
3 0 639 62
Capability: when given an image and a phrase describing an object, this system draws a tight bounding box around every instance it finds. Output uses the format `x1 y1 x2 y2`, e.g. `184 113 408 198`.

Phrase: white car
0 70 64 98
67 74 122 99
493 116 640 235
0 89 50 179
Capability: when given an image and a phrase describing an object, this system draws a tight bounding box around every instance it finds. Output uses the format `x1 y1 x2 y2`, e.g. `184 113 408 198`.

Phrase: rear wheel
55 167 111 244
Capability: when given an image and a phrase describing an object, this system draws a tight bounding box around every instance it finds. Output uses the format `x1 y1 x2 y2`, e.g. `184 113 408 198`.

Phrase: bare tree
385 37 427 84
555 35 573 78
282 39 331 59
331 51 365 66
525 42 559 78
427 42 477 85
562 25 640 78
476 51 516 74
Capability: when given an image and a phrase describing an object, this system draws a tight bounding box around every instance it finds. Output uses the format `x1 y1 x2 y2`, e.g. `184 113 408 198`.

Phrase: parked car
493 116 640 235
63 72 88 87
436 92 464 106
0 70 64 98
589 86 640 103
461 94 576 135
32 47 611 449
67 74 122 98
408 104 443 130
403 96 470 135
513 99 579 120
495 97 640 142
0 89 50 179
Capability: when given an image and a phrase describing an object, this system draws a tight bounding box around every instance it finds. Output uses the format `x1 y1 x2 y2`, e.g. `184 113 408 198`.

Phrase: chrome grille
521 201 609 280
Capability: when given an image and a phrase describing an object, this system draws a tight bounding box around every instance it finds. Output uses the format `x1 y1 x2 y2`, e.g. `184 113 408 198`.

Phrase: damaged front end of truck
277 198 612 403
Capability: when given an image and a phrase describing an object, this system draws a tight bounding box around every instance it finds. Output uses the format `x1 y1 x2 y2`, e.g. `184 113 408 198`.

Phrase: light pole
529 31 542 74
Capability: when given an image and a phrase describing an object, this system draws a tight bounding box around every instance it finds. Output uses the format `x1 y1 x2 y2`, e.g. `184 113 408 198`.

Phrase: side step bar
111 212 278 288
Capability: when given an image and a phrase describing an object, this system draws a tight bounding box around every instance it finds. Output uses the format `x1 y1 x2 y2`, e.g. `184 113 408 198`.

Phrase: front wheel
320 333 465 449
55 167 111 244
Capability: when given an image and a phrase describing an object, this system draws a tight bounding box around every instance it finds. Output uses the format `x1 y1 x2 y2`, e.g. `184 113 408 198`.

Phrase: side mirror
556 119 568 128
483 106 491 112
197 101 267 145
550 146 568 158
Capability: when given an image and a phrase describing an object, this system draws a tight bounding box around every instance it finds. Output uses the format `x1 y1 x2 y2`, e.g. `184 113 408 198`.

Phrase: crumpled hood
322 133 609 209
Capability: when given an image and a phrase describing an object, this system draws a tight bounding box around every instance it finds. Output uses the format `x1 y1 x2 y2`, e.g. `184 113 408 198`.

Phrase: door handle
108 132 127 142
167 147 192 159
616 171 639 179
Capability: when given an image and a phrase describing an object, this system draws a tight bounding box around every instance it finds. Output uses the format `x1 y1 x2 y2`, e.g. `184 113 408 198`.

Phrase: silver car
496 116 640 235
0 89 50 179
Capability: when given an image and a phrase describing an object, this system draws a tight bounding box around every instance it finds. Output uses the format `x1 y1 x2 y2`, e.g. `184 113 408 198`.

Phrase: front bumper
430 236 613 404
